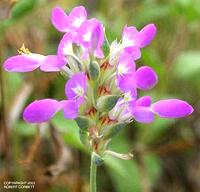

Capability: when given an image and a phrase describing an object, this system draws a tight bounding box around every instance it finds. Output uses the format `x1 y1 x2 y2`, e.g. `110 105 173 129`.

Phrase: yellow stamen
17 44 30 55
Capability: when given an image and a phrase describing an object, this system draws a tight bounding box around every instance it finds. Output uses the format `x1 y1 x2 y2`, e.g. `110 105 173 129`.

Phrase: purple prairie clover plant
3 5 193 192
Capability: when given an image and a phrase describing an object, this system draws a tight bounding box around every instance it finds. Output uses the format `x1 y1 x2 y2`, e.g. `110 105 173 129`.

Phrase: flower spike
3 7 194 190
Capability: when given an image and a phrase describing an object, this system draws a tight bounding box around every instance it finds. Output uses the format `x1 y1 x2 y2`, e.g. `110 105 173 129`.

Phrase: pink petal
94 48 104 59
117 50 136 76
131 106 154 123
116 74 136 93
63 100 79 119
51 7 69 32
3 54 45 72
151 99 194 118
124 46 141 60
122 25 140 47
40 55 63 72
57 33 73 64
134 66 158 90
69 6 87 29
136 96 152 107
23 99 60 123
139 24 157 48
65 72 87 105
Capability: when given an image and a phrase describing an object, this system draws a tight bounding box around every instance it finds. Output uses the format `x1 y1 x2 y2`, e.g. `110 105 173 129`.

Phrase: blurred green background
0 0 199 191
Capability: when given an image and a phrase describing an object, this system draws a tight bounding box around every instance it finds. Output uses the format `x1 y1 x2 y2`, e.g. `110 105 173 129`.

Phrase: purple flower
108 24 156 61
109 95 193 124
65 72 87 105
51 6 87 33
130 97 193 123
122 24 157 49
3 53 45 72
116 50 136 77
3 5 193 132
22 72 87 123
23 99 61 123
116 52 158 94
151 99 194 118
3 45 64 73
78 18 104 58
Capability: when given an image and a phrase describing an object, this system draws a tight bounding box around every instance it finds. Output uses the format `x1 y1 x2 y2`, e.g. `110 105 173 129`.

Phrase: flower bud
89 61 100 81
102 38 110 57
97 95 120 112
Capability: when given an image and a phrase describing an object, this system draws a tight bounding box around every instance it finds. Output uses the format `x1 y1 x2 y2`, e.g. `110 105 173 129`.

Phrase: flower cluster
3 6 193 155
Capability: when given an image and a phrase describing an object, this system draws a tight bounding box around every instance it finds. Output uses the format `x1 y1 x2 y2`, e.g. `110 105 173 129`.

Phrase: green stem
90 152 97 192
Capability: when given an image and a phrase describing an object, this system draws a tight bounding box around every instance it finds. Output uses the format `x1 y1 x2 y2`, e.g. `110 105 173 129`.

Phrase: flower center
118 64 129 76
62 43 73 57
123 92 133 102
17 44 30 55
72 85 84 98
72 17 84 28
83 32 91 42
122 36 135 47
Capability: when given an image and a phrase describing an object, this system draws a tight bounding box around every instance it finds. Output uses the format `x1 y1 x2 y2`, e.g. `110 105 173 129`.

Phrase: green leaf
52 112 83 149
174 51 200 79
101 123 127 139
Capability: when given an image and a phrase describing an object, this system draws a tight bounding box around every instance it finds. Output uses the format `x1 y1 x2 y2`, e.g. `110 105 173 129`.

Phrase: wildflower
122 24 157 49
3 5 194 192
51 6 87 33
65 72 87 105
3 44 63 72
3 5 193 133
116 51 158 94
23 72 87 123
78 18 104 58
109 96 193 124
109 24 156 65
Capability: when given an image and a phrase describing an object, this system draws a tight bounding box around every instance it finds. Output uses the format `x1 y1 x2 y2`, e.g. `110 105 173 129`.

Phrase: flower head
3 5 193 161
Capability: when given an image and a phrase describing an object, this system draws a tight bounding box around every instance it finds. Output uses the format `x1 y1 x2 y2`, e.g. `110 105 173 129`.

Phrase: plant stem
90 152 97 192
